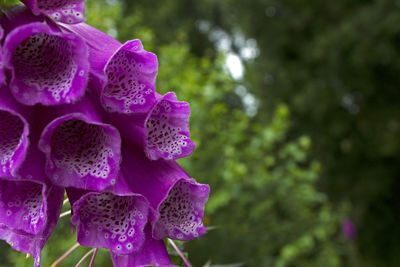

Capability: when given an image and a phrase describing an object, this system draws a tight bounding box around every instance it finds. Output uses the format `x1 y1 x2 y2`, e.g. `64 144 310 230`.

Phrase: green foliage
0 0 20 9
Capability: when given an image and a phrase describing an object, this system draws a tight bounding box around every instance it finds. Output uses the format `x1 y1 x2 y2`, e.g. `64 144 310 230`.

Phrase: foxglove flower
0 180 64 267
0 3 209 267
0 87 30 177
60 23 158 114
60 22 196 160
21 0 85 24
0 116 64 266
2 10 89 106
68 187 149 254
120 142 209 241
110 225 176 267
38 96 122 191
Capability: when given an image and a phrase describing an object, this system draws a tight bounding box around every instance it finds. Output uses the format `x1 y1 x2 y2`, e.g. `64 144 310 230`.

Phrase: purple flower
0 121 64 267
68 188 149 254
120 143 209 241
38 96 122 191
342 218 356 240
144 92 196 160
2 13 89 105
101 39 158 114
110 225 176 267
0 180 64 267
100 92 196 161
0 87 30 177
61 24 158 114
21 0 85 24
0 3 209 266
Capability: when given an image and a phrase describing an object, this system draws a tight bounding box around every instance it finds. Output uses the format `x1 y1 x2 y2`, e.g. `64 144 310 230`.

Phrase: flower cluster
0 1 209 266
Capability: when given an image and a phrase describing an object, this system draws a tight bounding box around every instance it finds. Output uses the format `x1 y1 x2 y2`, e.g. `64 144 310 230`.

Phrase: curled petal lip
101 39 158 114
120 143 209 241
144 92 195 160
110 224 177 267
0 183 63 267
153 177 209 241
69 188 149 254
3 21 89 106
0 88 31 178
21 0 85 24
39 112 122 191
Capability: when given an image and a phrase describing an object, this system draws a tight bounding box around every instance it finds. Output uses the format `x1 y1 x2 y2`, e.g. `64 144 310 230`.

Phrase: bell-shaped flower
110 225 176 267
0 119 64 267
144 92 195 160
102 92 195 161
100 39 157 114
68 187 149 254
0 87 31 177
21 0 85 24
59 23 157 114
2 15 89 106
120 141 209 241
0 179 64 267
38 96 122 191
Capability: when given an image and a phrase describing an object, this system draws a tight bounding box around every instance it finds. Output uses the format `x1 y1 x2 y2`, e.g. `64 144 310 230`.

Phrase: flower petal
110 224 176 267
101 39 157 114
58 22 122 92
3 21 88 105
0 88 30 177
121 143 209 241
0 26 4 84
39 110 121 190
0 180 46 235
0 182 63 267
145 92 195 160
69 189 149 254
101 92 195 161
21 0 85 24
153 178 209 240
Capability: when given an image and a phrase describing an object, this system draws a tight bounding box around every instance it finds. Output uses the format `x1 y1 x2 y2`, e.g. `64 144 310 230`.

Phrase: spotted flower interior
4 22 88 105
22 0 85 24
154 179 209 240
0 4 208 266
0 110 28 176
72 192 148 254
145 92 195 160
13 33 77 101
0 180 45 235
102 40 157 114
41 117 120 190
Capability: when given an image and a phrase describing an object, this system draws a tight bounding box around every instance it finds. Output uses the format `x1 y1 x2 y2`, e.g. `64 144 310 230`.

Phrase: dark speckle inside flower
12 33 77 102
146 97 192 160
157 181 203 240
0 110 24 169
75 192 147 253
50 119 112 178
37 0 79 11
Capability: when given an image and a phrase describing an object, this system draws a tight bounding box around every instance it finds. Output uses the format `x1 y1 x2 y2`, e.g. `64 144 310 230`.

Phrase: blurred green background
1 0 400 266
